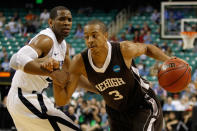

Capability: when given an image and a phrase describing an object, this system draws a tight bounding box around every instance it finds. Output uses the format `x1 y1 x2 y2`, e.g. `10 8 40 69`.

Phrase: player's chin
62 32 69 37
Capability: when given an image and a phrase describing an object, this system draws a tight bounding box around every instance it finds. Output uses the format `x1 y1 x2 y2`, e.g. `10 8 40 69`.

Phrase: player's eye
68 18 72 22
93 34 97 38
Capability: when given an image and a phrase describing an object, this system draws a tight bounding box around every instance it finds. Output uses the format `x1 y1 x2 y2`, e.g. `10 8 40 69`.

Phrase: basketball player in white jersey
7 6 82 131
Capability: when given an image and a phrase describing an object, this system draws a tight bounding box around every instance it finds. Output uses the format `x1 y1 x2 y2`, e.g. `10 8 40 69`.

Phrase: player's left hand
41 58 60 72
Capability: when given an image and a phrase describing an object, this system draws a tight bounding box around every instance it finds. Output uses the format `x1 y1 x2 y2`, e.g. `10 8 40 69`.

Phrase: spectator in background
26 21 36 33
74 23 84 39
65 105 78 124
0 12 6 32
133 30 140 43
190 95 197 106
166 112 178 131
152 84 167 102
100 107 109 131
1 58 10 71
143 31 152 44
13 12 20 21
166 47 172 56
32 15 41 30
109 33 118 42
180 86 194 100
8 18 17 34
126 23 135 34
149 61 159 77
163 96 176 111
10 23 19 34
134 24 140 32
171 94 183 111
0 47 8 61
17 18 27 36
151 9 160 24
139 30 145 43
119 32 127 41
79 101 101 131
25 10 35 22
168 18 178 32
192 69 197 81
3 25 13 39
177 111 192 130
161 42 169 52
40 9 50 23
142 22 151 34
139 64 149 76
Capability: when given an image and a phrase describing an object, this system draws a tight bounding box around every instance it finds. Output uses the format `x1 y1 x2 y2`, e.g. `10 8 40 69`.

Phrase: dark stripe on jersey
18 88 81 131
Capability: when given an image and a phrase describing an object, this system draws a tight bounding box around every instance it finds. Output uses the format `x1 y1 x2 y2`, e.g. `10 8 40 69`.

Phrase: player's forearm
53 83 68 106
23 61 51 76
146 44 170 61
78 76 99 94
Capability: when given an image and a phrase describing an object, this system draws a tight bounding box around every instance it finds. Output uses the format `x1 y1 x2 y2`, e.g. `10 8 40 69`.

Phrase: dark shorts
106 100 163 131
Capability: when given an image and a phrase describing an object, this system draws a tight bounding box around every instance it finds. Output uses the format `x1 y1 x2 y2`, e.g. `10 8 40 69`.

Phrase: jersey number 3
109 90 123 100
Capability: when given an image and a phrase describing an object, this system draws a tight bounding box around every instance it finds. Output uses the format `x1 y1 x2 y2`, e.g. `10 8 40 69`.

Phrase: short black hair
85 19 108 33
50 6 69 19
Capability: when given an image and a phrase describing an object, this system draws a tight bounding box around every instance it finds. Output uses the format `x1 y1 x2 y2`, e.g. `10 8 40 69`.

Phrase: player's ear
104 32 108 40
48 18 53 28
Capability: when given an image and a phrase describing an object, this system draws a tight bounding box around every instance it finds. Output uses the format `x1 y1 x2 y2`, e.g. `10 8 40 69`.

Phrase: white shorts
7 86 80 131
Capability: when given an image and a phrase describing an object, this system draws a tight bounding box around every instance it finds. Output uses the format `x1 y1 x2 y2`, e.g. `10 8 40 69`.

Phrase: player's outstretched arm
120 41 171 62
9 35 54 76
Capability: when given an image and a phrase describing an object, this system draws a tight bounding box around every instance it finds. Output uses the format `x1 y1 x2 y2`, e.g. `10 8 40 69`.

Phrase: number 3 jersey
11 28 67 92
81 41 157 112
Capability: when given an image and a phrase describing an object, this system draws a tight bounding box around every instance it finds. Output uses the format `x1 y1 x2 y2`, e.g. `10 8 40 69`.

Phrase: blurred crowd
0 5 197 131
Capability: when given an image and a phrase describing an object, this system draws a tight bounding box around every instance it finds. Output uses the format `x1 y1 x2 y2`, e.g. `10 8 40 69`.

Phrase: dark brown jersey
81 42 157 112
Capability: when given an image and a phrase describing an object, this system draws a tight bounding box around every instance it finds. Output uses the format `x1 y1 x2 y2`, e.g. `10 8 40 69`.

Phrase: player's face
51 10 72 37
84 24 108 50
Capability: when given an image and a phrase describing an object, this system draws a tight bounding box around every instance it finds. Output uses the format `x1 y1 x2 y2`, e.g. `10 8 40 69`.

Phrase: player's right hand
49 70 70 88
41 58 60 72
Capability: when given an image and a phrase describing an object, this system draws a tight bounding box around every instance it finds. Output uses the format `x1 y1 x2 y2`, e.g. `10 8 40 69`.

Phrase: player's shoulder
120 40 135 48
30 34 53 48
30 34 53 47
28 34 54 57
120 41 140 52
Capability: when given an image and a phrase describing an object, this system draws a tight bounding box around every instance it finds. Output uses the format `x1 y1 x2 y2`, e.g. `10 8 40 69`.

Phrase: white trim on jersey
147 118 156 131
88 41 112 73
131 66 150 90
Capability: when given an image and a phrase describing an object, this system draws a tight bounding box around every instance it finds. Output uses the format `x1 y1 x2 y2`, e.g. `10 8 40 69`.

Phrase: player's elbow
145 44 155 56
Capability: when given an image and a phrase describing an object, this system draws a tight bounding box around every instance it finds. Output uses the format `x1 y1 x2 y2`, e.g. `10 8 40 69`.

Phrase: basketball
158 58 192 93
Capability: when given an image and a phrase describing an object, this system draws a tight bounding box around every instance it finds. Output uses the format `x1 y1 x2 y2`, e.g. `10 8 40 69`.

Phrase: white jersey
11 28 67 92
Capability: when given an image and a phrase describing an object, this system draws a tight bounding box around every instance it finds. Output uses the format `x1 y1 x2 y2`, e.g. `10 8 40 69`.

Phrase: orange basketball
158 58 192 93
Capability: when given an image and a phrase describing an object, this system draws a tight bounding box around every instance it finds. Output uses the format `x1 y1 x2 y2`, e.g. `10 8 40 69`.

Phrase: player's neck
91 45 108 68
53 31 64 44
56 35 64 44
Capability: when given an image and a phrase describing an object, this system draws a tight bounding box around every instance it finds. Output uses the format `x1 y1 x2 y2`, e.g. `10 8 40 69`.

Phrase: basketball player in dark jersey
45 20 171 131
